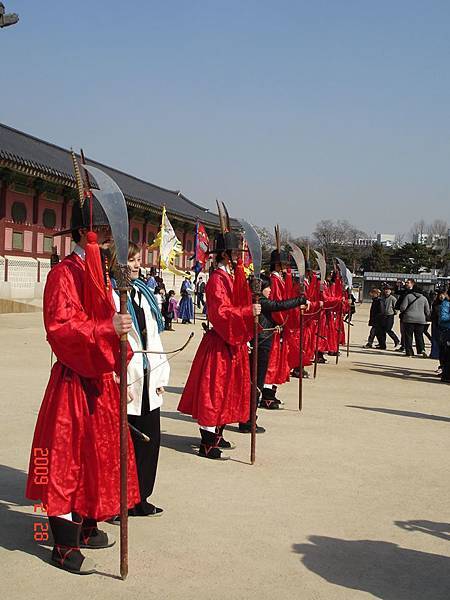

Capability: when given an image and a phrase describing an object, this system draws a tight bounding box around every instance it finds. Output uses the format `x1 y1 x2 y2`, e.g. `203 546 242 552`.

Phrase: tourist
178 272 195 324
111 242 169 517
364 288 383 349
163 289 178 331
380 285 400 348
195 276 206 309
438 288 450 382
399 279 431 357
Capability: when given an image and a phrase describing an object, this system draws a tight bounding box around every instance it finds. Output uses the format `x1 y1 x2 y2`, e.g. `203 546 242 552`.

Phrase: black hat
260 274 271 291
270 248 289 265
54 194 109 236
213 199 240 252
214 231 240 252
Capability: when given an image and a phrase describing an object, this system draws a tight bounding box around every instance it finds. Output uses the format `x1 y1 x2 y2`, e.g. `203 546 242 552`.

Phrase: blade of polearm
239 220 262 278
289 242 305 278
335 257 349 288
314 249 327 282
82 164 129 266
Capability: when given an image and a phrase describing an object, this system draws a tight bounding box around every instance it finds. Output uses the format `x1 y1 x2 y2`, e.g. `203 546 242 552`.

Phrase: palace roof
0 123 230 228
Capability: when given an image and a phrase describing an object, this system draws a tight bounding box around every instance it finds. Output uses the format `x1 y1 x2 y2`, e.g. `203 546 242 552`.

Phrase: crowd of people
365 278 450 382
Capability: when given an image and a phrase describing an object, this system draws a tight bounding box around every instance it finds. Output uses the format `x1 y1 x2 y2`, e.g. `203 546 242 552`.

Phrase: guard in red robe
261 246 291 405
26 198 139 574
177 228 260 459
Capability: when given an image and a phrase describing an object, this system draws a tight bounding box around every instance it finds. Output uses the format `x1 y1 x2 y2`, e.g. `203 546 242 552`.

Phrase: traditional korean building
0 123 225 305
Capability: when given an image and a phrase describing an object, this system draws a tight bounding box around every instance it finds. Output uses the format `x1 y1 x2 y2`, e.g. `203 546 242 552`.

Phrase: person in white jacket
112 242 170 517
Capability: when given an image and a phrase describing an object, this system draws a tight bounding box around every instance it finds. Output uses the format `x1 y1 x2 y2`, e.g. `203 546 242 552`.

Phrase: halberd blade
313 249 327 282
239 220 262 278
82 164 129 267
289 242 306 278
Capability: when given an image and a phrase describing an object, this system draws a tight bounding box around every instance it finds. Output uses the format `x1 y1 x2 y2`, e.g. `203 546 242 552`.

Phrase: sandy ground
0 304 449 600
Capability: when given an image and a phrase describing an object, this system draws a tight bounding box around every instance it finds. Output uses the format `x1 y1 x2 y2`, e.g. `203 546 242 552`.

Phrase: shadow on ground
0 464 51 563
160 432 198 455
347 405 450 423
350 366 441 385
395 519 450 542
293 535 450 600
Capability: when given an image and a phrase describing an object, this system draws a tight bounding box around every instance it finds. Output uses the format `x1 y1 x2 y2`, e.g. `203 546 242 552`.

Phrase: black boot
260 387 281 409
49 516 95 574
214 426 236 450
80 518 115 549
198 429 229 460
238 419 266 433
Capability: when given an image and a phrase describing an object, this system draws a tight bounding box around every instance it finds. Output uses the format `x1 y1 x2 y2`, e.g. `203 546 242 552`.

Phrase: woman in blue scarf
111 242 169 517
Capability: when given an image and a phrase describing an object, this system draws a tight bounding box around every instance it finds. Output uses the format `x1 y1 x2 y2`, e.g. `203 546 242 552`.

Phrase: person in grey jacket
399 280 431 357
379 285 400 348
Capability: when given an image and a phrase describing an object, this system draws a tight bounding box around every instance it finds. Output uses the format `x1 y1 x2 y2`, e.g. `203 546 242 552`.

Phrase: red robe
265 272 290 384
177 268 253 426
26 252 139 520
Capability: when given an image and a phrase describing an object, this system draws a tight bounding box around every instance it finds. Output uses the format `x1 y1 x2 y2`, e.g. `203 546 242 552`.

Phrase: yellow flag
149 206 186 276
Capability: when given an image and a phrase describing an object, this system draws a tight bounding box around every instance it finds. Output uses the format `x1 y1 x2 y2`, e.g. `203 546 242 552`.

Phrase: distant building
353 233 396 247
412 232 447 248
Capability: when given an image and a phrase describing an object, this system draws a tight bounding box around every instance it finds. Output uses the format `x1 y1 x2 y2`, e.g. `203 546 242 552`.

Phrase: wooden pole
250 278 261 464
299 305 306 411
335 302 343 365
346 307 351 357
313 309 322 379
119 288 129 580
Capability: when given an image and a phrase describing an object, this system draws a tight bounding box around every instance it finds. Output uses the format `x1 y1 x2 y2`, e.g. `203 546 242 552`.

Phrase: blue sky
2 1 450 236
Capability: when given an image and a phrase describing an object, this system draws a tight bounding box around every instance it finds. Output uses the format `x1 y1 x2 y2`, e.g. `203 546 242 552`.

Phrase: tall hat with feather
54 151 109 236
213 200 240 252
270 224 289 267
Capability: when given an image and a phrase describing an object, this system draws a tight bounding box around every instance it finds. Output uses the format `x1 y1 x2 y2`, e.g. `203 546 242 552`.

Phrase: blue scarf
131 278 165 334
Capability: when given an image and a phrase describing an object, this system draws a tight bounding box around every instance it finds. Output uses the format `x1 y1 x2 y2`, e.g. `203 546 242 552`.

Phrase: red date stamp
33 503 49 542
33 447 49 485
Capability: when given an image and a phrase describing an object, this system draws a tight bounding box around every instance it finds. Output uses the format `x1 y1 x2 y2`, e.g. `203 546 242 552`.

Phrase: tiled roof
0 123 227 228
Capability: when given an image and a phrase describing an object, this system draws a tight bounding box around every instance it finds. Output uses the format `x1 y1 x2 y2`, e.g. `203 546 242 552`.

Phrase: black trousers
381 315 400 346
128 407 161 511
404 323 425 356
196 293 205 309
256 342 272 391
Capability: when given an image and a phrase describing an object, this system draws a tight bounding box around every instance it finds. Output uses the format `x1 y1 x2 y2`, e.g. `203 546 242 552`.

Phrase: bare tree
409 219 427 242
428 219 448 237
313 219 366 248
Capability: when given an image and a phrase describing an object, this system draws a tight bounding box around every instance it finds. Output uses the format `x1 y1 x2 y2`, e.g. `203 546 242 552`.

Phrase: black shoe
215 426 236 450
198 429 229 460
79 518 115 549
374 345 387 350
49 516 96 574
261 387 281 406
363 344 372 349
291 367 301 378
395 346 405 352
238 421 266 433
131 502 164 517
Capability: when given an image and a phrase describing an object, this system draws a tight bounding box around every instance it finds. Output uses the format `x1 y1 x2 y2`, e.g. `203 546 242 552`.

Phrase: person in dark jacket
364 288 384 349
438 289 450 382
238 276 309 431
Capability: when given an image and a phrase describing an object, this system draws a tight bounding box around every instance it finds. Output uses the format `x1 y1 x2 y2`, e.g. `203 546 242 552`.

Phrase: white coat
113 287 170 415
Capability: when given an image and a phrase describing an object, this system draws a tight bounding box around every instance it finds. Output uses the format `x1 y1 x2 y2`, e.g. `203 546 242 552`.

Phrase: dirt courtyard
0 304 449 599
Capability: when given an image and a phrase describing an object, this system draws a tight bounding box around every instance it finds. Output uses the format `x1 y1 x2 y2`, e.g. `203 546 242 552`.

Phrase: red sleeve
207 272 253 345
44 264 120 378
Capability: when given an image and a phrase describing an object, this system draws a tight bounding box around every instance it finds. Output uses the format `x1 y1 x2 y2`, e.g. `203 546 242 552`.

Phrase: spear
288 242 306 410
239 220 262 465
82 164 130 580
313 249 327 379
